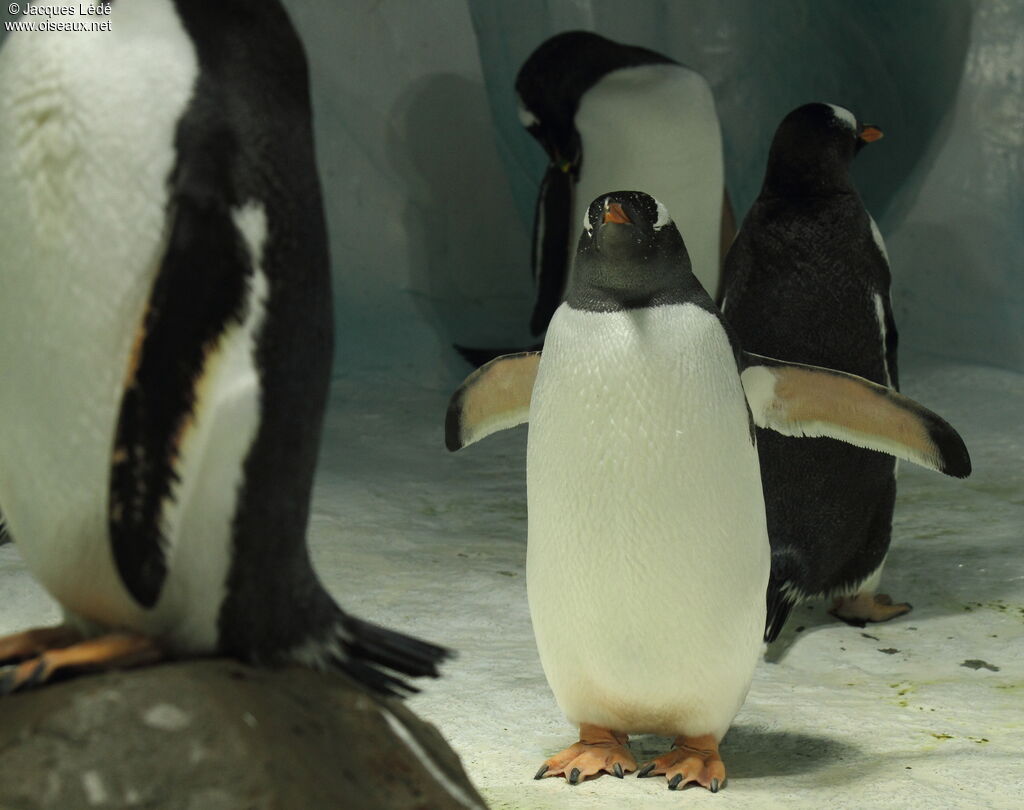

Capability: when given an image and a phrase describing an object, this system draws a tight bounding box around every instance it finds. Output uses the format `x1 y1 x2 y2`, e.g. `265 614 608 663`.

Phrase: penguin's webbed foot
0 624 83 665
534 724 636 785
830 592 912 626
0 631 162 695
636 733 725 792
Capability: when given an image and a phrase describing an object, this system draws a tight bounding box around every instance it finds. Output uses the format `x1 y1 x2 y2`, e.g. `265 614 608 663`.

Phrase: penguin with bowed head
720 102 915 642
457 30 734 365
446 190 970 790
0 0 447 697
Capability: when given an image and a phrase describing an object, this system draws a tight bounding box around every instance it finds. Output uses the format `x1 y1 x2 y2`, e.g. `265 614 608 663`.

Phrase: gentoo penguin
0 507 8 546
0 1 446 695
446 191 970 789
456 30 734 365
720 102 910 641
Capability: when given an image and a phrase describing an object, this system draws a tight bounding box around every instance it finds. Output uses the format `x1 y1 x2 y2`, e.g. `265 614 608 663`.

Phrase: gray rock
0 659 487 810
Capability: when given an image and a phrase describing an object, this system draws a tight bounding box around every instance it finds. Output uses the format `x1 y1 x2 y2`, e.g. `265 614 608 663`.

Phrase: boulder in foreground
0 658 486 810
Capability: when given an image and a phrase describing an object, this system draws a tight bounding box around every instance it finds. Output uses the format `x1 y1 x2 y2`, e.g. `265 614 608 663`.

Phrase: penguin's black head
515 31 676 174
566 191 707 312
762 102 883 197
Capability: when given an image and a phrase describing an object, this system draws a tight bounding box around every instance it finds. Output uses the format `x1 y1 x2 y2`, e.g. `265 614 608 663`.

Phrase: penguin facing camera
457 30 735 366
0 0 447 696
446 190 970 790
720 102 912 642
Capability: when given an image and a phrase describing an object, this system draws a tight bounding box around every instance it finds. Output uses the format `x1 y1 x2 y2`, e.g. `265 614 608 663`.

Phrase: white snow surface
1 357 1021 809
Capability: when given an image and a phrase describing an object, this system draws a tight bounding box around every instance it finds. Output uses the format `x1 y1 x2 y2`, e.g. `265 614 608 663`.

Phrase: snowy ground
1 358 1021 809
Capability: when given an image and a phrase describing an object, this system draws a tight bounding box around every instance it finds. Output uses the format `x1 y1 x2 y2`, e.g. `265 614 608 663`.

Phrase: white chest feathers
525 304 769 738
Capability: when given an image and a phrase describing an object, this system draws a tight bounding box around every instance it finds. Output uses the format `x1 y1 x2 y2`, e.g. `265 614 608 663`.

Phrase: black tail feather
339 615 452 698
764 578 798 643
341 655 423 699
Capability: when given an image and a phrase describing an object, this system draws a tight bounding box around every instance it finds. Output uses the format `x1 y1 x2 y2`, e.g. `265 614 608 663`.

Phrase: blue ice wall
883 1 1024 373
272 1 537 385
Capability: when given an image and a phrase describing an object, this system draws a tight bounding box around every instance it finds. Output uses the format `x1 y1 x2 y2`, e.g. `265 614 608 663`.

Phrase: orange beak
603 203 631 224
859 125 884 143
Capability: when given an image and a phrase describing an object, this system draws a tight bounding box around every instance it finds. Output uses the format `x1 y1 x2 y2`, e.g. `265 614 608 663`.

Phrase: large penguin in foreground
446 191 970 790
457 30 733 365
720 102 906 642
0 1 446 695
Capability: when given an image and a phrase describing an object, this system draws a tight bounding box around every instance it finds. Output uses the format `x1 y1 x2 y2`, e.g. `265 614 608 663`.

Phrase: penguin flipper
529 162 574 336
445 351 540 451
740 353 971 478
453 341 544 368
109 149 256 609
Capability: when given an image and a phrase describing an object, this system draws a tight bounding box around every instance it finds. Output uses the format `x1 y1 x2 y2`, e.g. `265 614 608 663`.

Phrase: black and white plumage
457 31 732 366
516 31 730 332
720 102 949 642
0 0 446 696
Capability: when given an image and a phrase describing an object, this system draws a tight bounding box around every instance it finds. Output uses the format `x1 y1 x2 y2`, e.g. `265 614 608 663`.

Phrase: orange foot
831 592 912 626
0 625 83 663
637 733 725 792
0 630 162 695
535 724 637 785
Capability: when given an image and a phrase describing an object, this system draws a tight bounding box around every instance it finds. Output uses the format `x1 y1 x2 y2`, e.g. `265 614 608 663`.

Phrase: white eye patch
653 199 672 231
826 103 857 131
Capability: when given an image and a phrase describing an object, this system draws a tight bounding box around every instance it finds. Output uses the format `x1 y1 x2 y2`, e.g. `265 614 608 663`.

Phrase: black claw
534 764 548 781
613 763 624 779
710 777 721 793
668 774 684 791
568 767 581 786
637 763 655 778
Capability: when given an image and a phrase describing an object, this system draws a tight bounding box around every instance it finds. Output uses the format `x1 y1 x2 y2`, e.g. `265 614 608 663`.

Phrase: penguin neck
565 285 695 313
761 168 857 199
565 253 709 313
761 145 857 199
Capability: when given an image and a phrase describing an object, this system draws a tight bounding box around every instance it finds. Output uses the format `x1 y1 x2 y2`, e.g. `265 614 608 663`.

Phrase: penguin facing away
456 30 735 366
0 0 447 696
446 191 970 790
720 102 908 642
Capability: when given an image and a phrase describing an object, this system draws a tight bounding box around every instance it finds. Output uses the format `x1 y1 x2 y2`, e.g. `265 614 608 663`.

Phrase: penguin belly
572 65 724 296
0 3 205 641
526 304 769 739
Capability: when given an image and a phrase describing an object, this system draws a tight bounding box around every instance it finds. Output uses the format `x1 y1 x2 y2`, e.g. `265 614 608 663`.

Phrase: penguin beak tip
859 125 884 143
603 202 631 225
